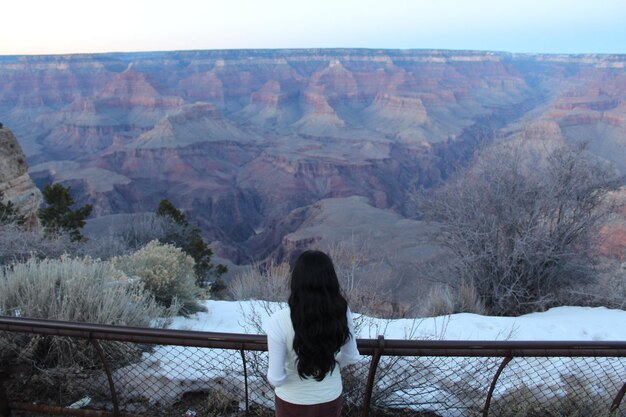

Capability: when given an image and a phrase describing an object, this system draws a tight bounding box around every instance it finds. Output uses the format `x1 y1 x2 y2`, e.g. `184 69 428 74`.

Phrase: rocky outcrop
0 127 42 226
130 103 257 148
363 93 428 135
260 196 444 305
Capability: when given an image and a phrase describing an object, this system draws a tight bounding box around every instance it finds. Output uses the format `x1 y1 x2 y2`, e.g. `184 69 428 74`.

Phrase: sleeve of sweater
336 307 361 368
264 312 288 387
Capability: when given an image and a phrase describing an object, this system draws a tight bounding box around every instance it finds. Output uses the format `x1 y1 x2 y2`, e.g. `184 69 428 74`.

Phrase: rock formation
0 127 42 226
0 49 624 260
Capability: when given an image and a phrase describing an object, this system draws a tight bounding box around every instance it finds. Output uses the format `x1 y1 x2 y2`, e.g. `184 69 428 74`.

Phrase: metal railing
1 316 625 417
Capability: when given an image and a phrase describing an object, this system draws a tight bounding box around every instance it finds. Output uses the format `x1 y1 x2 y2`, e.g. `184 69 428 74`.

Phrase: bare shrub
234 240 406 338
417 142 620 315
0 256 165 367
120 212 172 250
325 240 401 319
0 223 77 265
230 261 291 352
76 231 133 260
561 259 626 309
78 213 190 260
0 213 172 267
593 261 626 309
112 240 203 315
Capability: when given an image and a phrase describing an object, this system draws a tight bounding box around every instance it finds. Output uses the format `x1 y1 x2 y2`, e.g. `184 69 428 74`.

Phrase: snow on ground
168 300 626 341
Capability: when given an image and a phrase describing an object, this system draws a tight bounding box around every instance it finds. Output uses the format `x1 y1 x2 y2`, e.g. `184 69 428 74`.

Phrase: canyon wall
0 49 624 261
0 127 42 226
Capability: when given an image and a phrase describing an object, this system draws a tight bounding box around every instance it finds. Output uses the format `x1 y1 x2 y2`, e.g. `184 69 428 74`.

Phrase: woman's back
288 250 350 381
265 307 346 404
264 250 361 415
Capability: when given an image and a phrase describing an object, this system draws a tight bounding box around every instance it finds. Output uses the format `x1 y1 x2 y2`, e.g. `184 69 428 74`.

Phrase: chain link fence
1 316 625 417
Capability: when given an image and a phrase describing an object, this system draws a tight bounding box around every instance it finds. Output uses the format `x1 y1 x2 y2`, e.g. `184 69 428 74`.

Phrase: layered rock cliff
0 127 42 226
0 49 624 259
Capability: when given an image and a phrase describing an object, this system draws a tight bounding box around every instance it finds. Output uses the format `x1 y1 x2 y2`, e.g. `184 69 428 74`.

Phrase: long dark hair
289 250 350 381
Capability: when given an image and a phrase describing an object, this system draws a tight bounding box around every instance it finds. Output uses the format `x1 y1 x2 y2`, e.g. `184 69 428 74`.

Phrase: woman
264 250 361 417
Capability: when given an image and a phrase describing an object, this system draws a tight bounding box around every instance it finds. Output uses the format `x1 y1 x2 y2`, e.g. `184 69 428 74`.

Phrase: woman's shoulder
264 307 294 340
264 307 291 334
269 307 290 322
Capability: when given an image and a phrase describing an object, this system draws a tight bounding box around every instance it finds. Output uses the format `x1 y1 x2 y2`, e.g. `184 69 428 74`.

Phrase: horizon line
3 46 626 59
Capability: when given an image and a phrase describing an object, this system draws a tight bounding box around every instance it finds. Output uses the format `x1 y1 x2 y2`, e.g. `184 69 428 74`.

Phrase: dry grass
488 383 612 417
419 281 486 317
229 260 290 302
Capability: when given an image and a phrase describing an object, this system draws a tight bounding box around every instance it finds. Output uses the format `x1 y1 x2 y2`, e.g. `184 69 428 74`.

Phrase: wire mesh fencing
0 316 625 417
359 355 625 417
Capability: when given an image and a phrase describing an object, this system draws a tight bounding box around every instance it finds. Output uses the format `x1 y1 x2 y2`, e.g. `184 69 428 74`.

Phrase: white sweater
264 307 361 404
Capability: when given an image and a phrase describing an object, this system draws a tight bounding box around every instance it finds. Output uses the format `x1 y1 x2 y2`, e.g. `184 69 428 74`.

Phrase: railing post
610 380 626 416
89 338 120 417
362 335 385 417
239 348 249 413
483 355 513 417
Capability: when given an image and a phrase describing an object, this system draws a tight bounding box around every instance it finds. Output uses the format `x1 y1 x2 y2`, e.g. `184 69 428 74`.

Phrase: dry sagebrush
0 256 166 368
113 240 204 315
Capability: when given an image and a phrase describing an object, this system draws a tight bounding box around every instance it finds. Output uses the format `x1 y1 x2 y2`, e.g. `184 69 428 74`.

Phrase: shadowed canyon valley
1 49 625 302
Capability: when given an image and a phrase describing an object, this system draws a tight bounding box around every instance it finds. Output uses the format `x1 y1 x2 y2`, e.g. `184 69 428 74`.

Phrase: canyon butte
1 49 625 297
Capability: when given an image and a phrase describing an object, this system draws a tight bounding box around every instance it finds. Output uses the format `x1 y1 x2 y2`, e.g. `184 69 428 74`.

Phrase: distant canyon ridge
1 49 625 267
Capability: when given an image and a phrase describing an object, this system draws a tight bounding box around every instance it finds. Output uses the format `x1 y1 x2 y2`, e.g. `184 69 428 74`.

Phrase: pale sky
2 0 626 55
